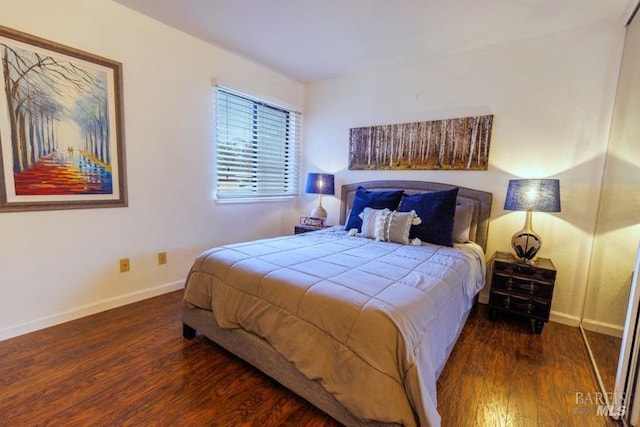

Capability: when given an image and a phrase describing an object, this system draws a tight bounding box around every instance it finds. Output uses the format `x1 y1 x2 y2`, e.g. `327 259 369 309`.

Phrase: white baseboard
478 290 489 304
581 318 624 338
5 281 620 342
549 311 581 327
0 280 185 342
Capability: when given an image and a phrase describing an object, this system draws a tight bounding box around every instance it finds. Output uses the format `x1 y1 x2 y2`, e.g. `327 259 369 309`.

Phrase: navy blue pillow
345 187 404 232
399 188 459 247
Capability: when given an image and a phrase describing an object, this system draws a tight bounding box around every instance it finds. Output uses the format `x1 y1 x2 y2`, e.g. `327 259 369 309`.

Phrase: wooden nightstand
294 224 323 234
488 251 557 334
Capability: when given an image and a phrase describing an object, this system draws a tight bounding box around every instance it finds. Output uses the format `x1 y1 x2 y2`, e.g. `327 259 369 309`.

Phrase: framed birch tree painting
0 25 127 212
349 115 493 171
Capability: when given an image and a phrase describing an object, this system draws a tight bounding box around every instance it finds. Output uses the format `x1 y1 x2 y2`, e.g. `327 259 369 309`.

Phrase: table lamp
504 179 561 262
305 173 335 219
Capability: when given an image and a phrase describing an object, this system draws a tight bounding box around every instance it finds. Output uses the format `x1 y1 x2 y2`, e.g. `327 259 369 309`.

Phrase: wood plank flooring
583 329 623 395
0 291 619 426
438 306 618 427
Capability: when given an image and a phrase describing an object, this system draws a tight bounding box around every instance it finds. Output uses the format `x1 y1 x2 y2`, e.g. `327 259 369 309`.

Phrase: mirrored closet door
580 2 640 422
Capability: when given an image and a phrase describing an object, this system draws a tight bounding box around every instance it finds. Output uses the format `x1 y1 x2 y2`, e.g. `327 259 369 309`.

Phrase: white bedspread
184 226 486 426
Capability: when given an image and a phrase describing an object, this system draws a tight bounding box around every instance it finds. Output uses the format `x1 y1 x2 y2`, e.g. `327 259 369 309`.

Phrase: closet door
615 243 640 423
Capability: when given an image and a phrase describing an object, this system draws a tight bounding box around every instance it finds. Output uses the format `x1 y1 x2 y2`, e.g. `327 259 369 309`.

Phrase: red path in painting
13 151 113 196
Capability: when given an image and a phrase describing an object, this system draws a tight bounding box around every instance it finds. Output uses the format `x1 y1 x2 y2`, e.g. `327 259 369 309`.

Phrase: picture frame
0 25 127 212
300 216 325 227
349 115 493 171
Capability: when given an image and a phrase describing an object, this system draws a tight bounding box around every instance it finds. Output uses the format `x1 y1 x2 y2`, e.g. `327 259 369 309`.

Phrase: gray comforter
183 226 485 426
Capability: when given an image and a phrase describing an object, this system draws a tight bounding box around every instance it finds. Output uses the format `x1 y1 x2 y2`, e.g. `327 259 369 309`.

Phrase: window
215 86 300 200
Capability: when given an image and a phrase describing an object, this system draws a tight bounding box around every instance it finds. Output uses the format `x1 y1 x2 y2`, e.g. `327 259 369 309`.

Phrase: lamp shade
305 173 335 195
504 179 561 212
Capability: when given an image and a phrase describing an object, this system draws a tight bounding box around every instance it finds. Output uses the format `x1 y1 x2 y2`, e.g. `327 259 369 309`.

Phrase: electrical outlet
119 258 130 273
158 252 167 265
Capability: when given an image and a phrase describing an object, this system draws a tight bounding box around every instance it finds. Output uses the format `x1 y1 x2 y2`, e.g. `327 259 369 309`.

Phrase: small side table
488 251 557 334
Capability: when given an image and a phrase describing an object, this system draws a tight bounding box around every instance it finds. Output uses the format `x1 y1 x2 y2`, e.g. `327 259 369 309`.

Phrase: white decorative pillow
377 210 421 245
359 208 391 239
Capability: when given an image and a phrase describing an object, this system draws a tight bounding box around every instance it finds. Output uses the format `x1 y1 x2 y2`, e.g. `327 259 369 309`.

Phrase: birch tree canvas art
349 115 493 171
0 26 126 212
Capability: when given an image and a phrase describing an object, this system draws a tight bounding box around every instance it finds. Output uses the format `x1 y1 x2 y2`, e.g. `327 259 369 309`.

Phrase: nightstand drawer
493 258 556 282
489 290 551 319
491 273 553 299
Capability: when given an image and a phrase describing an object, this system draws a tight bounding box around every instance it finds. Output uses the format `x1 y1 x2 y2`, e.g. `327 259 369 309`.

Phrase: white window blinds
215 86 300 200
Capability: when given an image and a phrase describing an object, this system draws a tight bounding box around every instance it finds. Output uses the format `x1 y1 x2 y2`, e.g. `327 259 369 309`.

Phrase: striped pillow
377 210 419 245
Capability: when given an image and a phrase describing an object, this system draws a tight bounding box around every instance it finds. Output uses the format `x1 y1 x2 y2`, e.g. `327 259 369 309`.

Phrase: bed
182 180 492 426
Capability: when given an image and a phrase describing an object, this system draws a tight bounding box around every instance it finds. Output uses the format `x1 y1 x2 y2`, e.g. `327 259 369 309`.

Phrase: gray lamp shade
504 179 561 212
305 173 335 195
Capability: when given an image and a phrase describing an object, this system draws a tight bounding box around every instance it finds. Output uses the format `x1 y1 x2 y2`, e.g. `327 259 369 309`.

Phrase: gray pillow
453 202 474 243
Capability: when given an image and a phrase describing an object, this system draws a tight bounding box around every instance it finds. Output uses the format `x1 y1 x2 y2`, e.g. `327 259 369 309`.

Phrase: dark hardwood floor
0 291 618 426
438 307 618 427
583 329 623 394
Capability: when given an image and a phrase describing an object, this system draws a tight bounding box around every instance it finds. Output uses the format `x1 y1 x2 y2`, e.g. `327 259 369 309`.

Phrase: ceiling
114 0 635 83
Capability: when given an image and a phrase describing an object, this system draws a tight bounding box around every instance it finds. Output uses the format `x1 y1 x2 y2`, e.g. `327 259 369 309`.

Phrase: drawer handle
514 302 534 314
520 282 537 294
504 296 511 309
506 278 513 290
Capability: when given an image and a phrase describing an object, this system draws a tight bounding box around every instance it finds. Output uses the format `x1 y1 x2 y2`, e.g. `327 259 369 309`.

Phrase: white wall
0 0 304 340
301 17 626 324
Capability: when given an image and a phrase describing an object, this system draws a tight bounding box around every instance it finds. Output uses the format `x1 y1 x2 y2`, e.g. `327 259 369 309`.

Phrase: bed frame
182 180 492 426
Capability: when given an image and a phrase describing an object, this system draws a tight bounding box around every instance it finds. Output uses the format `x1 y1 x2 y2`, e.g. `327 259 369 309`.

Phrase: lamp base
511 229 541 263
310 205 327 219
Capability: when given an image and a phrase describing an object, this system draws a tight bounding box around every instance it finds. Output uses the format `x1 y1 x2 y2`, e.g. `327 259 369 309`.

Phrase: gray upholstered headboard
340 180 492 252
